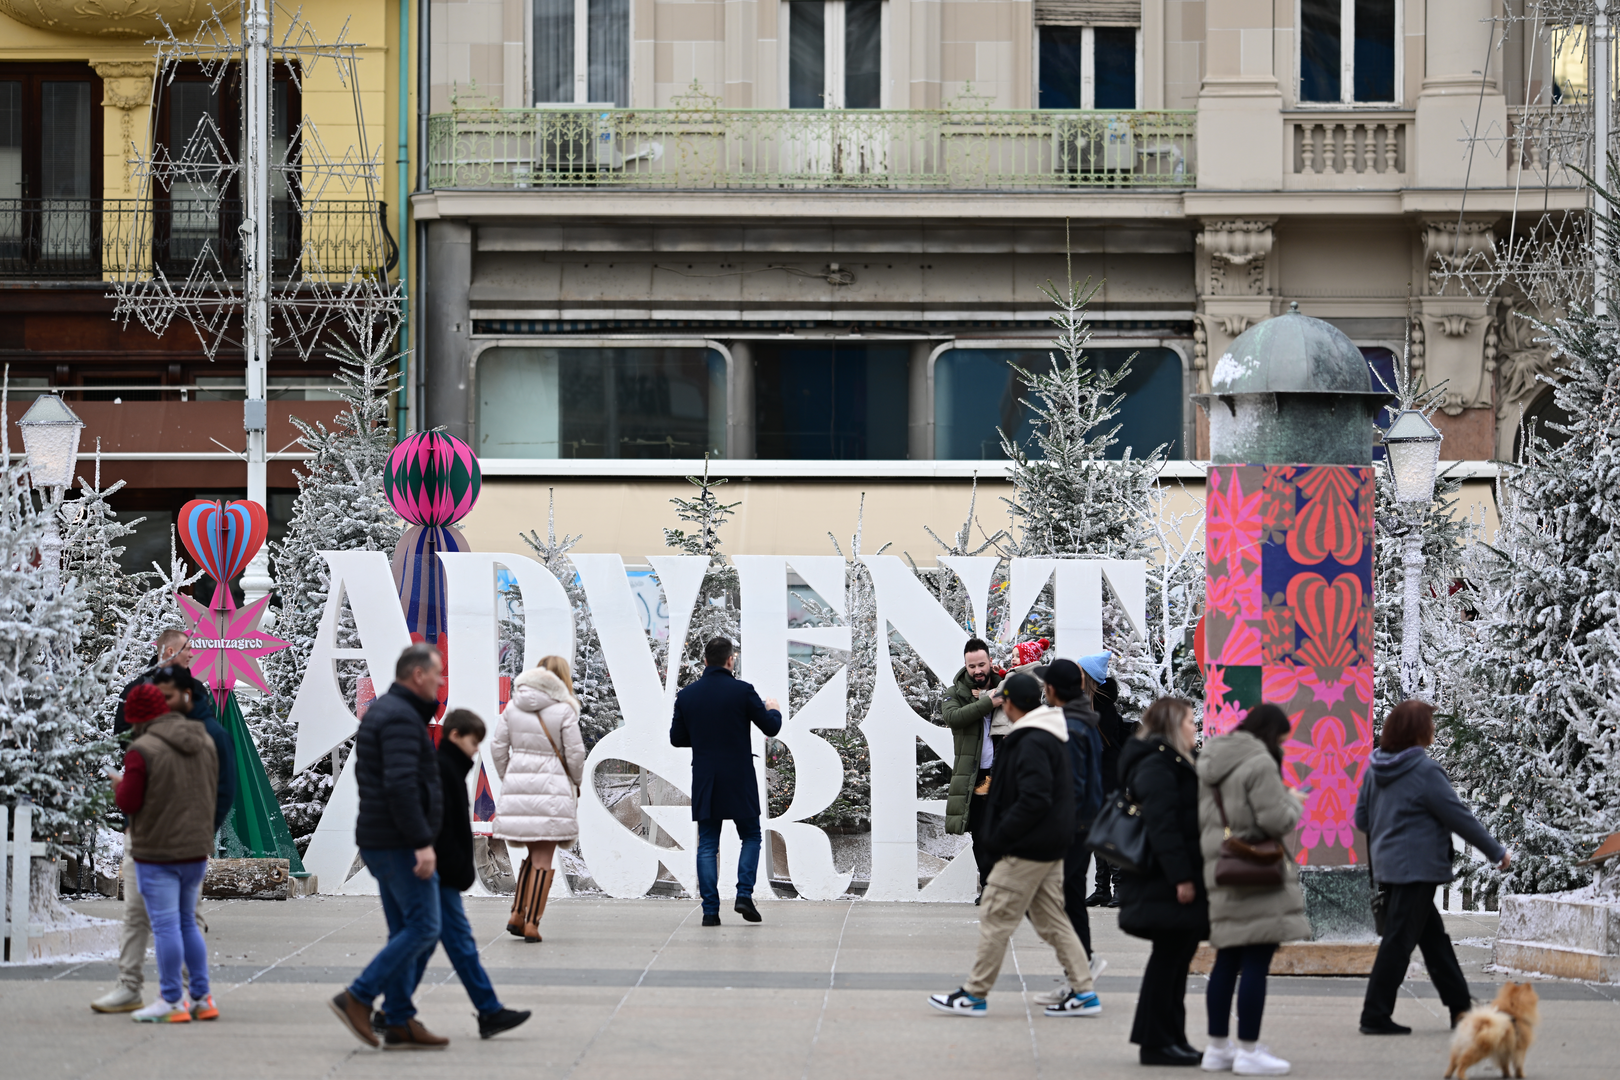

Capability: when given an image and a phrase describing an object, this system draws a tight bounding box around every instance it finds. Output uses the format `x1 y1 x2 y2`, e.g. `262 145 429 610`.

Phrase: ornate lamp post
1382 408 1444 700
16 394 85 592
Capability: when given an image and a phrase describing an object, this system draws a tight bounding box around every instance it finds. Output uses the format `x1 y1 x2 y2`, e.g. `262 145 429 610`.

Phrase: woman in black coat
1117 697 1208 1067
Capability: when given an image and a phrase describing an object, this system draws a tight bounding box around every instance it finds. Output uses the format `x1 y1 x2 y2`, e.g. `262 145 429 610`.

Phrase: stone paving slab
1 895 1614 1080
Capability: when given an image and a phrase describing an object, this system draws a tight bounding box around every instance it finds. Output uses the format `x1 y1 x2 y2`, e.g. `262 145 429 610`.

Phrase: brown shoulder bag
1211 784 1286 887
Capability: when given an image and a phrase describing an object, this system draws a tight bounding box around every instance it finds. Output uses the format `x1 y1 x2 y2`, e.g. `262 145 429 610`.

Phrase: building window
753 343 909 458
0 64 101 274
786 0 885 109
1299 0 1397 104
934 347 1183 460
534 0 630 107
478 347 726 458
1039 26 1139 108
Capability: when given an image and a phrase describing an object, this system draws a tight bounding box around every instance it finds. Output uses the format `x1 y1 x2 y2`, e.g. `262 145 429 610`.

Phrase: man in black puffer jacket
928 674 1102 1019
329 643 450 1051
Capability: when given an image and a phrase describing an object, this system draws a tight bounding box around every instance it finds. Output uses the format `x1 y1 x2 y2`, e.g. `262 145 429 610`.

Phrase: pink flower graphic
1207 467 1263 577
1204 699 1246 738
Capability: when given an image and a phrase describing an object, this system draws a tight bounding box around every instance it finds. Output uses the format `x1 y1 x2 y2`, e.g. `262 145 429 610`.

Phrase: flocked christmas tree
662 456 741 687
254 343 403 850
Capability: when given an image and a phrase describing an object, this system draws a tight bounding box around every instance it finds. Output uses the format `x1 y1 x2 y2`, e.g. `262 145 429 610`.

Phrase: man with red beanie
112 683 219 1023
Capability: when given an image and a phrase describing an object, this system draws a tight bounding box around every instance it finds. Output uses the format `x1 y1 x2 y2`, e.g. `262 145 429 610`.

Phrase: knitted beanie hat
125 683 168 725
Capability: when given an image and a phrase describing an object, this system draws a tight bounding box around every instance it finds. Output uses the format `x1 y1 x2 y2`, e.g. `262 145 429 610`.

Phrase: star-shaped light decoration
178 592 290 693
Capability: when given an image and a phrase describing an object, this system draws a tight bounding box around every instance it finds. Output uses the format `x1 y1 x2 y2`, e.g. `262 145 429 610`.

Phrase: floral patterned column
1204 463 1376 867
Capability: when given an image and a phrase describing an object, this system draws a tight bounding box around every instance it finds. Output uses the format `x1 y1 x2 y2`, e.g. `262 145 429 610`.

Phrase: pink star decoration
177 593 290 694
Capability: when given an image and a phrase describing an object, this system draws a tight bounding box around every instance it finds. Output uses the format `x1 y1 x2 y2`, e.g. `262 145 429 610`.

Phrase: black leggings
1206 943 1277 1042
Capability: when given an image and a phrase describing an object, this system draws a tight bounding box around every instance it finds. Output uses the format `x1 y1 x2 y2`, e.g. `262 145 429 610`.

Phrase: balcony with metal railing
426 100 1197 193
0 199 397 281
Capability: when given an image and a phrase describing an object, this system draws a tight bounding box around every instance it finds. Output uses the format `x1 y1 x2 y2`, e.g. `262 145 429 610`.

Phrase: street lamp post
16 394 85 592
1383 408 1444 700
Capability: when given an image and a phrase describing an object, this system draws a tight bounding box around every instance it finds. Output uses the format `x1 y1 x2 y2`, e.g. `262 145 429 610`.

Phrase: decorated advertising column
174 499 304 873
1196 304 1391 946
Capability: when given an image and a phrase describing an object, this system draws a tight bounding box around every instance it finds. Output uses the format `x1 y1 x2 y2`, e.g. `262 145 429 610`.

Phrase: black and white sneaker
928 988 987 1016
1043 990 1101 1017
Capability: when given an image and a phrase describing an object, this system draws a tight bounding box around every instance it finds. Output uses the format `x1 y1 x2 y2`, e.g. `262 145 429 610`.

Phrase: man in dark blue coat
670 636 782 926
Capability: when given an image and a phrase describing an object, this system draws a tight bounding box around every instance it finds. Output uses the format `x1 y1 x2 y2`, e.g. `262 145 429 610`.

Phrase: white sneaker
1090 956 1108 980
1032 984 1071 1006
131 997 192 1024
1201 1038 1237 1071
1232 1044 1290 1076
91 985 143 1013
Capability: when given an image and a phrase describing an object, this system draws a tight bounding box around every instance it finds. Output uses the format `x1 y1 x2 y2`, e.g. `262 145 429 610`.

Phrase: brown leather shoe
383 1017 449 1050
328 990 380 1048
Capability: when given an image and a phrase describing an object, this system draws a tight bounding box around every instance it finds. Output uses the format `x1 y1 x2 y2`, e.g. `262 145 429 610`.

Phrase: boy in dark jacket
929 674 1101 1020
408 709 530 1040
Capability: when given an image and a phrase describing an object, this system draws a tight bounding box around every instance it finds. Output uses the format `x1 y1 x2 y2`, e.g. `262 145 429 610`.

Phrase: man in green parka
941 638 1006 892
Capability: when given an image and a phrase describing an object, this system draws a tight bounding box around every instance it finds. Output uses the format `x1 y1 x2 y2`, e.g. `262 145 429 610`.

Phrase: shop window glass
934 346 1183 460
478 346 726 458
753 343 909 459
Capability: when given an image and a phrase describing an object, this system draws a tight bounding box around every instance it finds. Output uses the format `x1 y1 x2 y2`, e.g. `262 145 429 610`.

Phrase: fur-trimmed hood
511 667 577 713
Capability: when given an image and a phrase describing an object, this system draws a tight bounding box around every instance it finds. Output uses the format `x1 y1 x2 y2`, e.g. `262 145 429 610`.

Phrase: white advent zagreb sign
289 551 1145 900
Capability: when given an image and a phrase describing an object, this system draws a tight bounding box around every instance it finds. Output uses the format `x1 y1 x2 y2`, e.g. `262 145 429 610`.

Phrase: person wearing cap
1078 651 1131 908
110 683 220 1024
1028 657 1109 1008
929 673 1101 1019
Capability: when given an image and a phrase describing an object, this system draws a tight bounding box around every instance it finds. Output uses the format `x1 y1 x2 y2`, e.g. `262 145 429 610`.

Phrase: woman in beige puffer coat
493 656 586 942
1193 703 1310 1074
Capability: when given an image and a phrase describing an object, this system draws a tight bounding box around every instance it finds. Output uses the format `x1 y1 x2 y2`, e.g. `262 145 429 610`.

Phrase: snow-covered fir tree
520 489 620 748
0 458 110 853
255 343 402 850
662 457 741 688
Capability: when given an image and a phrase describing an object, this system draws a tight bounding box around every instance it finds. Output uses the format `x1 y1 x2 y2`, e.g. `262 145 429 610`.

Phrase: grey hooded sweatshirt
1353 747 1504 885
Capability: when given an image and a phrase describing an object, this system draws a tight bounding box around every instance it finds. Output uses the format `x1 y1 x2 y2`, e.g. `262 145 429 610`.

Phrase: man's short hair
1002 672 1043 712
963 637 991 658
396 642 441 682
704 636 734 668
443 708 486 741
155 628 188 653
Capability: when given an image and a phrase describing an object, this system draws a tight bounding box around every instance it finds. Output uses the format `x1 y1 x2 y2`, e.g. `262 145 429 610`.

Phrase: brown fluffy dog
1444 982 1540 1080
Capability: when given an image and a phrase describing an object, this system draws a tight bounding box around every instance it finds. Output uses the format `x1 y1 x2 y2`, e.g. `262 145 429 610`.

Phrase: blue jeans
696 816 761 916
133 860 209 1005
349 848 442 1026
411 883 502 1016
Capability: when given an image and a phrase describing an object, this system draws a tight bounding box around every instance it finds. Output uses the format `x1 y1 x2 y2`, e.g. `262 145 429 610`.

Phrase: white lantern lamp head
1382 408 1443 505
16 393 85 492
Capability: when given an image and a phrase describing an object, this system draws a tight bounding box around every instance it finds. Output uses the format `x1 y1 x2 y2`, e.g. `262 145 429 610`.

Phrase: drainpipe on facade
416 0 432 429
398 0 412 437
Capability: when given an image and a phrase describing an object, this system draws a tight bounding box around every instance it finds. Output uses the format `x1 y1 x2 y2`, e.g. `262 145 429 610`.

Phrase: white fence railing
3 799 48 962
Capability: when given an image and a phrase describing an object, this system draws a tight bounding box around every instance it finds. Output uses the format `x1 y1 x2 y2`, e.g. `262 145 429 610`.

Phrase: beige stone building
415 0 1578 559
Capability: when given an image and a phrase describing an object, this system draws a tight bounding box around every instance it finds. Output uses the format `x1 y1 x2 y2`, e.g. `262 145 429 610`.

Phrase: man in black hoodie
329 643 448 1051
406 709 530 1040
929 674 1102 1019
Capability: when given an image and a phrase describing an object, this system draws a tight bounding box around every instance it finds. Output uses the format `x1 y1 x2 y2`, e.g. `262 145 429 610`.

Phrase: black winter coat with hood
979 705 1074 863
1116 734 1209 939
433 736 478 892
353 683 444 851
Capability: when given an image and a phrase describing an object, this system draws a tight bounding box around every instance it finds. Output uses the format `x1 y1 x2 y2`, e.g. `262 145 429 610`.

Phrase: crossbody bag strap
536 712 580 797
1211 782 1234 836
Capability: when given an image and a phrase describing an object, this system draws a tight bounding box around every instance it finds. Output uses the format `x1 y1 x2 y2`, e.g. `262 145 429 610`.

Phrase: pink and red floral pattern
1204 464 1375 866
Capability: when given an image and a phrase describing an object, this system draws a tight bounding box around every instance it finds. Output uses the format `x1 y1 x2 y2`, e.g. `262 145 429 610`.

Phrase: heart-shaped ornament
178 498 269 588
1286 571 1361 667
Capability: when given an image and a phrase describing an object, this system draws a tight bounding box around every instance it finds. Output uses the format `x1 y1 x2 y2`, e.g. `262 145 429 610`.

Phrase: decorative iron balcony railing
0 198 397 281
426 105 1197 191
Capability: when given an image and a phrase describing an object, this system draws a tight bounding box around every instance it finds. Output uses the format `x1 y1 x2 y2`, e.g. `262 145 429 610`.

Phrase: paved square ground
2 894 1614 1079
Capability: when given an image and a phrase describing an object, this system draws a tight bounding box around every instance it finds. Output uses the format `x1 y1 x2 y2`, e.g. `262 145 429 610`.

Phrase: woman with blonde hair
491 655 586 942
1117 697 1208 1067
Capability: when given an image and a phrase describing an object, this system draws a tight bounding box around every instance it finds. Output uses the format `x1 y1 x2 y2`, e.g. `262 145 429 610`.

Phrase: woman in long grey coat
1195 704 1309 1076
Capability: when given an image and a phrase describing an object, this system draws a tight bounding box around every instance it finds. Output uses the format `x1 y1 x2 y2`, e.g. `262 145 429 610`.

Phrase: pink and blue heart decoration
178 498 269 607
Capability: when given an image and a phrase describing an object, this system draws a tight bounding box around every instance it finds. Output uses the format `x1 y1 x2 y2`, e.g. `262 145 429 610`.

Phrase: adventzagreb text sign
290 551 1146 901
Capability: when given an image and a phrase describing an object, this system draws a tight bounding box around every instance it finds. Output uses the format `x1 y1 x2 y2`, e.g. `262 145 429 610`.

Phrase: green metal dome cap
1195 303 1393 466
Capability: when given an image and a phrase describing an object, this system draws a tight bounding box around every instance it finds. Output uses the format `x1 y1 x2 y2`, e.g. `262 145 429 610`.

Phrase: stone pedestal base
1191 941 1380 976
1493 892 1620 983
202 858 291 900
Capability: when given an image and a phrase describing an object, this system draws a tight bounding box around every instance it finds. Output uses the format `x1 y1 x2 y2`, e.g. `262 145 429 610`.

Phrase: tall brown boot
507 856 533 937
522 867 554 943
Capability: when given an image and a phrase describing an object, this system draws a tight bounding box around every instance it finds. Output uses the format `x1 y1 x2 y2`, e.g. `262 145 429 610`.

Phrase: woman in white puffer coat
492 656 585 942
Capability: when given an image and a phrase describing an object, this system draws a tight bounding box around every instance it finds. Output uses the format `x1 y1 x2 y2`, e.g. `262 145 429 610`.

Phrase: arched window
1514 384 1572 461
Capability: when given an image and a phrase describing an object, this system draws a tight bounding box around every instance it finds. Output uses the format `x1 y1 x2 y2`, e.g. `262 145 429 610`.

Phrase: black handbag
1086 788 1151 874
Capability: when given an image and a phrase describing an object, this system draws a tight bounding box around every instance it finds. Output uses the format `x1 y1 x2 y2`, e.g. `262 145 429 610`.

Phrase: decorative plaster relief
90 61 154 194
1200 220 1275 297
1422 218 1496 296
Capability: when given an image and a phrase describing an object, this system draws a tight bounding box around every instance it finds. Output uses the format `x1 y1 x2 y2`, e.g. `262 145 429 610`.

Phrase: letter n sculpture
1195 306 1391 867
175 498 303 869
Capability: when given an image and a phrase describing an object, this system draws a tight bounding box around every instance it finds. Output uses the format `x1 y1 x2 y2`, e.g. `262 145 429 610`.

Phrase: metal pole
1399 525 1426 700
240 0 274 603
40 489 63 594
1597 0 1611 318
398 0 411 439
